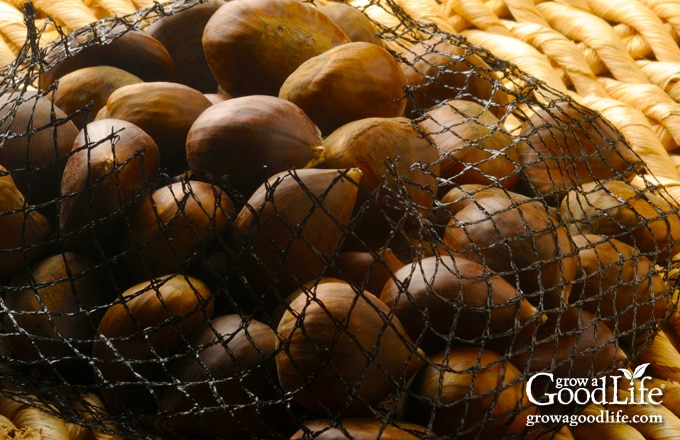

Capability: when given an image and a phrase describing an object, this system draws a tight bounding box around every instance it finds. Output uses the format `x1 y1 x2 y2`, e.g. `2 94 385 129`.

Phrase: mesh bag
0 0 678 438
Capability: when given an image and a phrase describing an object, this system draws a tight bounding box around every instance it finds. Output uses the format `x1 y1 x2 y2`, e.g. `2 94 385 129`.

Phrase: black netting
0 0 677 438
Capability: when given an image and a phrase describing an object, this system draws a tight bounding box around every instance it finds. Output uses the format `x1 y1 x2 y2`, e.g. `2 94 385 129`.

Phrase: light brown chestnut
405 347 537 439
0 167 53 277
417 99 519 195
317 2 384 47
230 168 361 302
380 254 543 355
570 233 672 349
157 314 291 439
185 95 325 197
322 116 439 247
276 278 425 416
516 100 641 202
202 0 350 97
99 81 212 174
400 37 510 119
433 184 532 227
146 0 225 93
59 118 161 254
0 91 78 206
120 180 235 282
508 307 627 415
48 66 143 129
279 42 408 135
5 252 112 383
92 274 215 413
443 195 578 310
560 179 680 262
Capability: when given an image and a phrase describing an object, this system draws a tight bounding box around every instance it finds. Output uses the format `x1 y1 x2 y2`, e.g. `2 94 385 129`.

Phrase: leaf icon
633 363 650 380
619 369 633 381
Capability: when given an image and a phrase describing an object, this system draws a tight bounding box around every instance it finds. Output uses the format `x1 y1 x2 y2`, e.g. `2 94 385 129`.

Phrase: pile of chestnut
0 0 678 438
